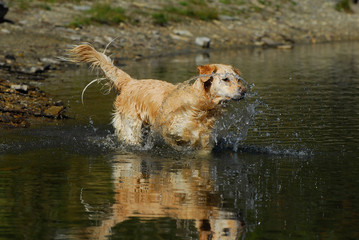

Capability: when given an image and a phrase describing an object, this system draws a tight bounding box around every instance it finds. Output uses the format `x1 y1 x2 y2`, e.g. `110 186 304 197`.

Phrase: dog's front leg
112 112 143 145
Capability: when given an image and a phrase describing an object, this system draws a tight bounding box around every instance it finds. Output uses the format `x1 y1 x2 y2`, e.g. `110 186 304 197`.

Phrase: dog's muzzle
233 88 246 101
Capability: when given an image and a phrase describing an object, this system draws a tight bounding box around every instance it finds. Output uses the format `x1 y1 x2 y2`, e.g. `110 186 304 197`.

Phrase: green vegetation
153 0 219 23
10 0 312 27
13 0 31 10
335 0 353 13
37 3 51 10
219 0 232 4
69 3 126 27
152 13 168 26
219 0 246 5
289 0 297 6
258 0 272 6
167 2 219 20
11 0 80 10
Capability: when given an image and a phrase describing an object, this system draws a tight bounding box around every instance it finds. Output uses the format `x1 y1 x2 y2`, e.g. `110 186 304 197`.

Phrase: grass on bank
335 0 353 13
11 0 81 10
69 3 126 27
166 0 219 21
11 0 355 28
152 0 219 25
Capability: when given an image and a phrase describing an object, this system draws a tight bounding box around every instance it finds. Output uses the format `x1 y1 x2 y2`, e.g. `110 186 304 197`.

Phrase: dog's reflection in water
80 154 245 239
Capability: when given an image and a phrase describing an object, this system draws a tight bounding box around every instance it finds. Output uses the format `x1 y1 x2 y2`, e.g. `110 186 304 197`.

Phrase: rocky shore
0 79 67 128
1 0 359 128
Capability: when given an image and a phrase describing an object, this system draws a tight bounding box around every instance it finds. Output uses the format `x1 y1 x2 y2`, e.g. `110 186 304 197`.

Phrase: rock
40 58 60 65
131 2 162 10
218 15 241 21
0 80 68 128
54 100 63 106
277 44 294 49
261 37 277 46
94 36 105 46
0 0 8 22
43 106 65 118
0 112 10 123
20 65 50 74
255 37 293 48
19 20 28 26
195 37 211 48
170 33 189 42
173 29 193 37
10 84 28 93
4 54 15 65
5 54 15 61
68 35 82 41
1 28 9 34
73 5 91 11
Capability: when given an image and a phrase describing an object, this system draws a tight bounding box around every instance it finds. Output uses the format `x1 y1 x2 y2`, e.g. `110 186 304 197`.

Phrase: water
1 42 359 239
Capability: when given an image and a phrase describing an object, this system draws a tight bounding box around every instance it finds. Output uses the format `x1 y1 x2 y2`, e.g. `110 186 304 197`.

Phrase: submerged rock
43 105 65 117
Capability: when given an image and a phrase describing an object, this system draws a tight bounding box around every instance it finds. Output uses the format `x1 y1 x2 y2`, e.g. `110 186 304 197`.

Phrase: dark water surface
1 42 359 239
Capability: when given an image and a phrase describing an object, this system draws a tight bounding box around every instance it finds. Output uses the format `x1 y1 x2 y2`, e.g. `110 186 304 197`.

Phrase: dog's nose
235 87 246 101
239 87 246 96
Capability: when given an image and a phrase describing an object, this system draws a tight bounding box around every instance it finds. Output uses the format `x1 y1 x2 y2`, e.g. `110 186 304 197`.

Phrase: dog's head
196 64 246 104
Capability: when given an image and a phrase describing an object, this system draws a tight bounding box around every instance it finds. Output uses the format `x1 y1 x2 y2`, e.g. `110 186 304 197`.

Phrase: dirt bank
1 0 359 127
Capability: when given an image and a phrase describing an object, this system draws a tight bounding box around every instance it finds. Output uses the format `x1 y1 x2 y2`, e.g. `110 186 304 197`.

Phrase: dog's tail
70 44 132 90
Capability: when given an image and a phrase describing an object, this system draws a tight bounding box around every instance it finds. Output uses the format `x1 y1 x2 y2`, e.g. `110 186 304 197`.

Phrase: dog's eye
222 78 230 82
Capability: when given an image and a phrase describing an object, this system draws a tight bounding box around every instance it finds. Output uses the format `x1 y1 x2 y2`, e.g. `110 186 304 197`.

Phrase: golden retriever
70 44 246 150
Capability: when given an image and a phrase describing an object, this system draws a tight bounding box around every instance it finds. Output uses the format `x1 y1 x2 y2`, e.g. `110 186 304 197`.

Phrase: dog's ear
232 67 241 76
197 65 217 93
197 64 217 77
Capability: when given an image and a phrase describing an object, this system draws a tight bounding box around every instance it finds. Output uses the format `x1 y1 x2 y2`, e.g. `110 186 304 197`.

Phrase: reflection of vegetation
69 3 126 27
335 0 353 13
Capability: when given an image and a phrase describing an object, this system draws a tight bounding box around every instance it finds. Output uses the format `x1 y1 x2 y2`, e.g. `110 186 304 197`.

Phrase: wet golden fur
70 44 246 149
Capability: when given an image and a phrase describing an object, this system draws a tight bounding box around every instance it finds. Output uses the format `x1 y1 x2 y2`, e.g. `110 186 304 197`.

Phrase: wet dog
70 44 246 150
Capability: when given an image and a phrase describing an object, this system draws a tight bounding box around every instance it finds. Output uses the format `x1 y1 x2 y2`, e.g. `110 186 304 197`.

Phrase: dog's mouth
219 94 245 104
233 94 245 101
232 91 246 102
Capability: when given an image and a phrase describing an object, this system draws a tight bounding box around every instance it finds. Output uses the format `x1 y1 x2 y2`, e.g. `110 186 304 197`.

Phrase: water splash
87 116 98 133
212 90 260 152
0 143 9 152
